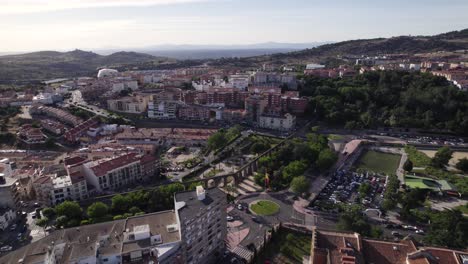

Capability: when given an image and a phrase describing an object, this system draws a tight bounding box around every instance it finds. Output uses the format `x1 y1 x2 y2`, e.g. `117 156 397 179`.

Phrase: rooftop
0 211 180 264
175 187 225 223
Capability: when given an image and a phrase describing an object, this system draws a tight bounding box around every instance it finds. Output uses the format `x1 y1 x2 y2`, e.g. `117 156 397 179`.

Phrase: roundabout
249 200 280 216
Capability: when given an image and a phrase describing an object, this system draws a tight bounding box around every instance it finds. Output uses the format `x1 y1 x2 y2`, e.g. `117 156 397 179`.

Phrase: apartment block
175 187 227 264
0 187 228 264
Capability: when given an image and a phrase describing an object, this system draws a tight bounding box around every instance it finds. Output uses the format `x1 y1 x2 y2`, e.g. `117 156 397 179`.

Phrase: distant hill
0 49 172 83
209 28 468 67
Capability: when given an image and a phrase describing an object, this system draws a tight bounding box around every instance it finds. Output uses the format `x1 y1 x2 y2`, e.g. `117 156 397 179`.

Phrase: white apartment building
107 95 150 114
259 113 296 131
82 153 143 192
148 101 179 119
229 74 250 90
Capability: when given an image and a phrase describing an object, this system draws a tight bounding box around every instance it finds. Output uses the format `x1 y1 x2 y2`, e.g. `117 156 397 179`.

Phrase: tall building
0 187 227 264
175 187 227 264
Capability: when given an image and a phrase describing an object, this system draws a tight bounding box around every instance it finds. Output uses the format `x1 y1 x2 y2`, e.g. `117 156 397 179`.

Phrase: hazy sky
1 0 467 52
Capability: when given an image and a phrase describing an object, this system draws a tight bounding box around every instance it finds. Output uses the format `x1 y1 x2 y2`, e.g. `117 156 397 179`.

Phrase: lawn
250 200 280 216
257 228 311 264
455 204 468 214
404 146 431 167
327 134 344 141
355 150 401 175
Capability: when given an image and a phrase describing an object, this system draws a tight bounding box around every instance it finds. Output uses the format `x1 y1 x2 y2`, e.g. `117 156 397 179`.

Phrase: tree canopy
300 71 468 135
290 176 309 194
431 146 453 168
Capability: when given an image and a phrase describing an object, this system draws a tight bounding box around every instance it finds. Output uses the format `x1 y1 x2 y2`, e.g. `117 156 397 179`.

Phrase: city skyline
1 0 467 52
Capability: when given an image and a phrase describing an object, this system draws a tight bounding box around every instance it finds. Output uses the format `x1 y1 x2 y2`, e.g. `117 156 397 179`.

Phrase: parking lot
313 170 387 210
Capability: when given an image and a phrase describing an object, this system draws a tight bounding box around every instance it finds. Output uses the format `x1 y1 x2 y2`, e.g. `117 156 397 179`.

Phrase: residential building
259 113 296 131
0 175 20 209
64 117 99 143
82 153 157 193
33 176 53 206
0 207 16 231
309 228 468 264
107 94 150 114
30 105 83 126
148 101 179 119
17 124 47 144
0 188 228 264
175 187 227 264
228 74 250 90
0 212 183 264
40 119 66 135
178 104 211 121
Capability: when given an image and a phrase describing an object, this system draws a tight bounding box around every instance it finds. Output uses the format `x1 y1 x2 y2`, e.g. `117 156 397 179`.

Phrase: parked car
0 246 12 252
391 231 400 237
226 216 234 222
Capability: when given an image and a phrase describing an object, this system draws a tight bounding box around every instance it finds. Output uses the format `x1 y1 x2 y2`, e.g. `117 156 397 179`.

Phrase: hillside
209 28 468 67
0 49 172 83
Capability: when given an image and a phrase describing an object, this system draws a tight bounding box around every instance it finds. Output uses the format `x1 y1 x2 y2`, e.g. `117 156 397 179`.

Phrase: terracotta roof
140 154 156 164
69 171 86 184
90 153 139 177
64 156 87 166
422 247 466 264
362 239 411 264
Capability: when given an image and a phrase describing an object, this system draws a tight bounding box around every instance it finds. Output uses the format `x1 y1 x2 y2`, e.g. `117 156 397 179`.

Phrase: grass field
356 150 401 175
455 204 468 214
250 200 280 216
404 146 431 167
257 229 311 264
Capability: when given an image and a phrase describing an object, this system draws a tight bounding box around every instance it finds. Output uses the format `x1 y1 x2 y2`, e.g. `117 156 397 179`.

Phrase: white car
0 246 12 252
237 204 243 210
226 216 234 221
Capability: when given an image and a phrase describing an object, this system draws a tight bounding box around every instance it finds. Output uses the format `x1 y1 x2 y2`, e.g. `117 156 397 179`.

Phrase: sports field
356 150 401 175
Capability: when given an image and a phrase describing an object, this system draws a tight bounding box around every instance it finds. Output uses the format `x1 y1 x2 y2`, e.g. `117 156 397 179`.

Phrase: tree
36 217 49 233
403 159 413 172
56 201 82 220
316 149 337 171
207 131 226 151
338 205 372 236
456 158 468 173
250 142 269 154
290 176 309 195
282 160 308 183
87 202 109 220
129 206 142 215
431 147 453 168
111 194 131 214
225 125 242 141
358 183 371 199
42 207 56 219
55 215 68 228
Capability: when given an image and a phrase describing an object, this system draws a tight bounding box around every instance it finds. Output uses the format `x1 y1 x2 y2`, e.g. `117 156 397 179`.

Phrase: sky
0 0 467 52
